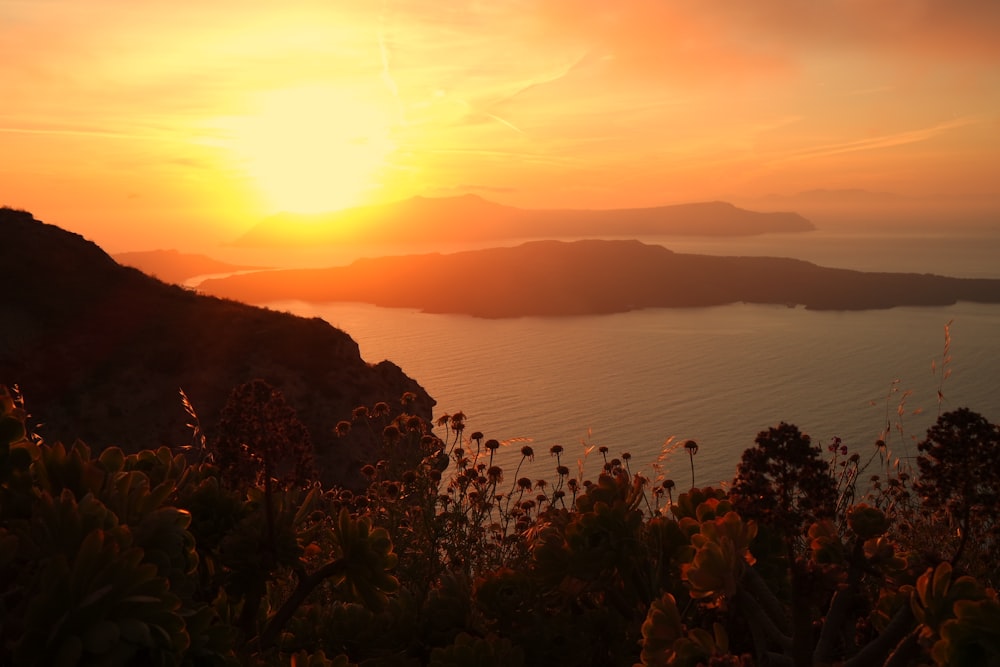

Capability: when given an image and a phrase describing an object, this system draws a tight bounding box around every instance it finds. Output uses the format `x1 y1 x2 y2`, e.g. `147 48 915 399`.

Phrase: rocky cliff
0 207 434 489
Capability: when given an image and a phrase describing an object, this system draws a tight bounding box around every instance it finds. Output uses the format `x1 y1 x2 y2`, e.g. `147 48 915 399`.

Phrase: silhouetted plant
931 589 1000 666
211 380 319 635
214 379 315 489
915 408 1000 566
13 498 189 666
4 380 1000 667
0 386 35 519
638 592 751 667
728 423 840 664
730 423 837 543
682 439 698 489
428 632 524 666
0 391 235 666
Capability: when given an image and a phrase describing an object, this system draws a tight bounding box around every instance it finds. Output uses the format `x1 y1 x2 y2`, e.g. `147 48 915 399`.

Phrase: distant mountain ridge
113 249 269 284
233 195 814 247
200 238 1000 318
0 207 434 489
739 189 1000 228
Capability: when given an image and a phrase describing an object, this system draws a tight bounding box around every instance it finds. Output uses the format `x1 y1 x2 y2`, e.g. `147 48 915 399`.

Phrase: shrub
3 382 999 666
915 407 1000 566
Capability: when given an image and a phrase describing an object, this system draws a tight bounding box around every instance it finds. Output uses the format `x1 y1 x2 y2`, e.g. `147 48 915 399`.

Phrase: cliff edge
0 207 434 489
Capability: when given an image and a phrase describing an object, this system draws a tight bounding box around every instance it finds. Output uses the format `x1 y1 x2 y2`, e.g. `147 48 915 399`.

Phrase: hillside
0 207 434 489
200 238 1000 317
232 195 815 247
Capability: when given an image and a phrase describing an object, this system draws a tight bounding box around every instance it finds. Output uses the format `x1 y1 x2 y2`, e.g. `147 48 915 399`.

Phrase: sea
244 228 1000 490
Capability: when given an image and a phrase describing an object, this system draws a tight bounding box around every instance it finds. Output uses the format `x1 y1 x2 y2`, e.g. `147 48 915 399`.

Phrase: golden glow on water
272 299 1000 488
219 86 396 215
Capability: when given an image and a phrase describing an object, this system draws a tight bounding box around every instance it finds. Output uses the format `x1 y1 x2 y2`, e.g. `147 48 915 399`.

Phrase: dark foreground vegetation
1 381 997 667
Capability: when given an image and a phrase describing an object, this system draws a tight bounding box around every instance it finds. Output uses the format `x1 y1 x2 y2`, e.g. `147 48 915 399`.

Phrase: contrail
0 125 150 140
484 112 526 135
379 0 402 125
764 116 981 165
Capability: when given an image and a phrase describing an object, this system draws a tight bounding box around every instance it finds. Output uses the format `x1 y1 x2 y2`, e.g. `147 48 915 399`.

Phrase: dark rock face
0 207 434 489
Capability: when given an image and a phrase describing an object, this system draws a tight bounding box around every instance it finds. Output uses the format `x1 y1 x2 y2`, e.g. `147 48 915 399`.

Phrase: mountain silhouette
200 238 1000 318
113 249 269 285
0 207 434 489
232 195 814 246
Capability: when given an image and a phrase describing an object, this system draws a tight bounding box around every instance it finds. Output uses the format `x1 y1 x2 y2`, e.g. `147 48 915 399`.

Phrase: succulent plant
13 499 187 666
428 632 524 667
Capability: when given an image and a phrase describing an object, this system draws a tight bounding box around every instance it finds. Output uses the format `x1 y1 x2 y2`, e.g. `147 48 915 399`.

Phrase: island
232 195 815 247
198 238 1000 317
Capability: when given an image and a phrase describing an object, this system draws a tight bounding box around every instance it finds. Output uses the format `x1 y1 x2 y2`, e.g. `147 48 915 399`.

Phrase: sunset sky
2 0 999 250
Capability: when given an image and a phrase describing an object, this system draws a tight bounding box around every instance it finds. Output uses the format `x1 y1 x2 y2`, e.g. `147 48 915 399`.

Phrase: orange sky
2 0 999 250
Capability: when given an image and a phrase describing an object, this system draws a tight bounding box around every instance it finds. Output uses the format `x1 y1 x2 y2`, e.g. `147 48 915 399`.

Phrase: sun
224 86 396 214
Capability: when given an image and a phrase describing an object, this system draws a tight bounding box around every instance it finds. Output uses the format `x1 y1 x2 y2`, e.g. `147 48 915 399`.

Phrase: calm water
273 300 1000 489
258 230 1000 489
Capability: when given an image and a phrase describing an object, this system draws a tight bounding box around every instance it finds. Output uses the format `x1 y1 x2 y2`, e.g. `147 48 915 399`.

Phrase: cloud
0 125 136 138
526 0 795 86
526 0 1000 88
763 115 984 165
4 0 998 213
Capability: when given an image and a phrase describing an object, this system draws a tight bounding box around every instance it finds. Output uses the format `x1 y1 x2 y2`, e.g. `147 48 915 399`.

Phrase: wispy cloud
0 124 151 140
763 116 983 165
4 0 999 224
378 0 400 103
483 112 525 135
